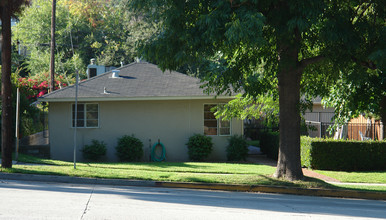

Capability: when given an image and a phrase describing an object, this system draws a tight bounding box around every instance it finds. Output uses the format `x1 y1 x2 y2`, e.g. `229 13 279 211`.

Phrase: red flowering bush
16 73 71 101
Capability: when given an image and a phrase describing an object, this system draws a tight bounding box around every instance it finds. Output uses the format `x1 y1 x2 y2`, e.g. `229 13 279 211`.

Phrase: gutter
39 95 236 102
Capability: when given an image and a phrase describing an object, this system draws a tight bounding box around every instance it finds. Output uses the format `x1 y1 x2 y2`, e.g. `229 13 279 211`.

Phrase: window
204 104 231 136
72 103 99 128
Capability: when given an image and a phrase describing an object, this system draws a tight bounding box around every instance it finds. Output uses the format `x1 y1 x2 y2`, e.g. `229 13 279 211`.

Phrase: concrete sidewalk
0 172 385 201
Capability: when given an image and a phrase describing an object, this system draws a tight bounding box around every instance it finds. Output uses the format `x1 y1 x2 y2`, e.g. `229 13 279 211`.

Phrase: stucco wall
304 103 335 123
48 99 243 162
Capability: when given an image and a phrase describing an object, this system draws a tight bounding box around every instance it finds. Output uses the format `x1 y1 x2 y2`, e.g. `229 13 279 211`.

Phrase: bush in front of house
226 135 249 161
186 134 213 161
300 137 386 171
81 139 107 161
115 135 144 162
259 131 280 160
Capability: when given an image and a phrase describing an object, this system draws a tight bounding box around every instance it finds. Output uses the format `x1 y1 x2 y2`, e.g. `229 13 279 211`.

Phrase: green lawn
315 170 386 184
331 184 386 192
247 140 260 147
0 154 385 193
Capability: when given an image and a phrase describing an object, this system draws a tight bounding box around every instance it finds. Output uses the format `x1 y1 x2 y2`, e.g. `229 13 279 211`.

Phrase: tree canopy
131 0 385 180
13 0 158 77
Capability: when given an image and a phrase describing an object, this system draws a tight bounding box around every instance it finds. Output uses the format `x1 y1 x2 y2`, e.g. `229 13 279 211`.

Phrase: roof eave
39 95 236 102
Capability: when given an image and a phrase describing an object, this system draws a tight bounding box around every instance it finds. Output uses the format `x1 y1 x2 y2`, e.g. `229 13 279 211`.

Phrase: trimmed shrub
116 135 144 162
259 131 279 160
301 137 386 171
300 136 314 168
186 134 213 161
81 139 107 161
226 135 249 161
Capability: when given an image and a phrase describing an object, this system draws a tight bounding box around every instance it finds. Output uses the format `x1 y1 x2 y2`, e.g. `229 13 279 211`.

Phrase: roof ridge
41 62 142 99
39 61 229 101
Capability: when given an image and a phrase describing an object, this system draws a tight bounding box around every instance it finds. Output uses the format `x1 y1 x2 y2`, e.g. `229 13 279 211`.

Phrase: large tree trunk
273 39 304 181
1 1 13 168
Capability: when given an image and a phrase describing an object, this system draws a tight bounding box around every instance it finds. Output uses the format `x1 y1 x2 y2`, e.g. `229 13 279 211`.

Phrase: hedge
301 137 386 171
259 131 279 160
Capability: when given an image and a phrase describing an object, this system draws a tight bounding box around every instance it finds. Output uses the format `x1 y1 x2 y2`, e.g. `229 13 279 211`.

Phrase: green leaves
186 134 213 162
226 135 248 161
13 0 159 77
116 135 144 162
214 94 279 127
132 0 385 131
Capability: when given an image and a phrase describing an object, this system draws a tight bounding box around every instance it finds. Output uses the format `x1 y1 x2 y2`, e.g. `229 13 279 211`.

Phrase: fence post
319 122 322 138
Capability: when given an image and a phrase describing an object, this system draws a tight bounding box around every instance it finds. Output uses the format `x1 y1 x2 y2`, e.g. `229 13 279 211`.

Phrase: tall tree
1 0 29 168
13 0 159 76
132 0 384 180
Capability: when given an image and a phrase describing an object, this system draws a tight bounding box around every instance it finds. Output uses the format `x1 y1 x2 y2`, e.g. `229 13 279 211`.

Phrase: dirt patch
302 168 341 183
247 155 341 183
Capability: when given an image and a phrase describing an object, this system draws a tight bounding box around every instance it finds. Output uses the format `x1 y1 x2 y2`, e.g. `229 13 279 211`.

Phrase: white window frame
204 104 231 136
71 103 99 128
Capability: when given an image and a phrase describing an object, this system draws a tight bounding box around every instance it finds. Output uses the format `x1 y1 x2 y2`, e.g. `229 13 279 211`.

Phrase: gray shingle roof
41 62 231 102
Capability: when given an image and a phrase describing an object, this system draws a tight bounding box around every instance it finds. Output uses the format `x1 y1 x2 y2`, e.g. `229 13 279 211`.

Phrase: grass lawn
247 140 260 147
1 154 385 193
331 184 386 192
314 170 386 184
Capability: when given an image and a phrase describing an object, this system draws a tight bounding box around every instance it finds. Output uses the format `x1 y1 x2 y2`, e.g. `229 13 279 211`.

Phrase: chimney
111 70 120 78
87 58 97 78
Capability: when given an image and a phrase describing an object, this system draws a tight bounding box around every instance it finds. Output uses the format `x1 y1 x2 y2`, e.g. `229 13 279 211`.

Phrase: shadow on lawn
81 161 272 174
2 168 67 177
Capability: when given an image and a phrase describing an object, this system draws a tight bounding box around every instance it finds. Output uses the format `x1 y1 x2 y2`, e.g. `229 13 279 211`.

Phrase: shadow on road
0 180 385 219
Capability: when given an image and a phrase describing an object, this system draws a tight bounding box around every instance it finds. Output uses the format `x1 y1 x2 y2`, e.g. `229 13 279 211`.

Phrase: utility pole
50 0 56 93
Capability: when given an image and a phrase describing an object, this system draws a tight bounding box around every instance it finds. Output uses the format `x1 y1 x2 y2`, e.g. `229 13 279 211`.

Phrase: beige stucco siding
304 104 335 123
48 99 243 162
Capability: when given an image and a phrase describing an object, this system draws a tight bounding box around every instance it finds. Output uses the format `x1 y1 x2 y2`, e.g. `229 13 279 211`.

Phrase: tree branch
299 55 324 70
229 0 252 8
351 56 377 70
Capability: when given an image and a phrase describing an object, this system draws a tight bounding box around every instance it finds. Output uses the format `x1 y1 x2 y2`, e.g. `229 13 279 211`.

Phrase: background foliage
13 0 159 78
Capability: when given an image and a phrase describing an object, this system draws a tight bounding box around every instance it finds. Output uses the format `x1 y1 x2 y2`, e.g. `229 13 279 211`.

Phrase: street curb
157 182 386 200
1 172 385 200
0 173 156 187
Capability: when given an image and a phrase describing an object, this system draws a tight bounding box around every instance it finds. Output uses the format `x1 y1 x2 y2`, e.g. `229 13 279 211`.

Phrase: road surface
0 179 385 219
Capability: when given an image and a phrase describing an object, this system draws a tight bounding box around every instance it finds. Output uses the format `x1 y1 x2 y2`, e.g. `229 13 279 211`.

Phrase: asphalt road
0 180 385 220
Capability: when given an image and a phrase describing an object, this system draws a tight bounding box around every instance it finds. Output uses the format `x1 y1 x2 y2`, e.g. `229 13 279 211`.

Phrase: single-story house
40 62 243 162
303 97 335 123
303 98 384 140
